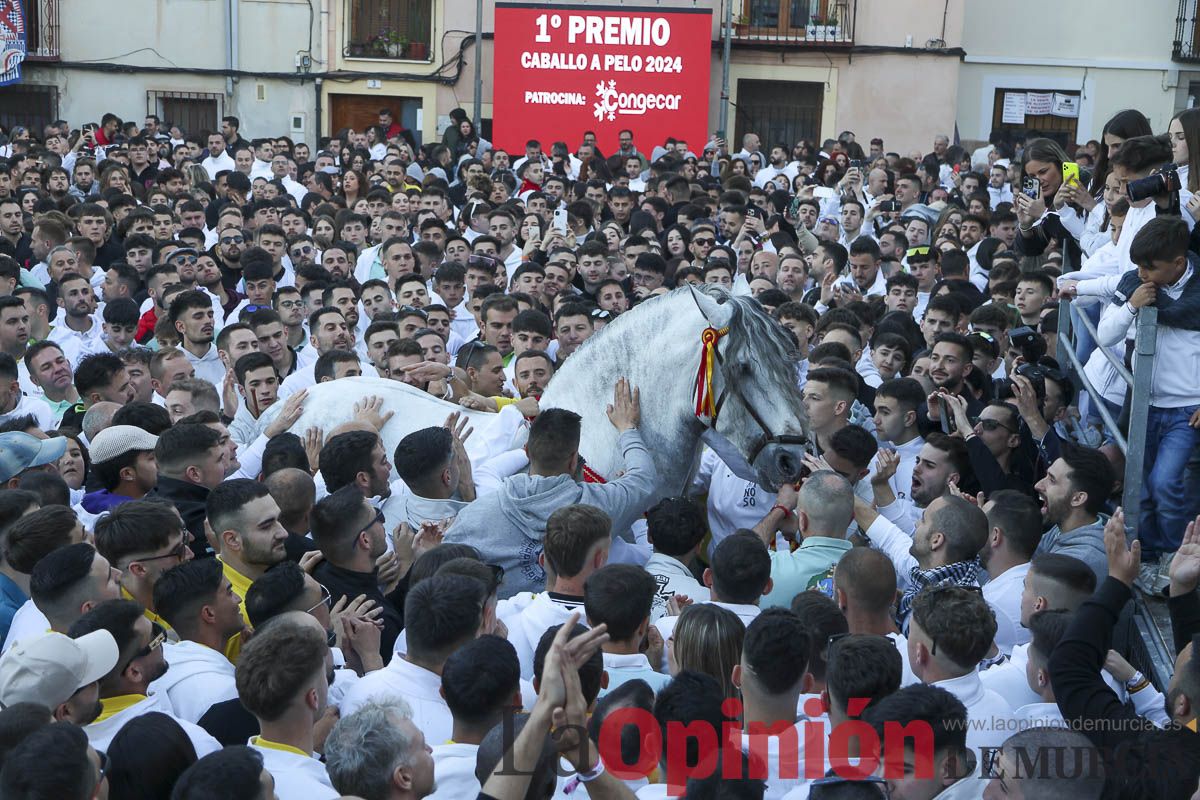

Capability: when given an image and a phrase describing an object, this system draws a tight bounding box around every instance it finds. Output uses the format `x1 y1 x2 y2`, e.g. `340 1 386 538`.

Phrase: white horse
263 285 809 514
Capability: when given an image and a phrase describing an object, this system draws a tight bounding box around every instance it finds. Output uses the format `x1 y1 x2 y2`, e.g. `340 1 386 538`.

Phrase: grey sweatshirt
445 429 657 598
1035 515 1108 583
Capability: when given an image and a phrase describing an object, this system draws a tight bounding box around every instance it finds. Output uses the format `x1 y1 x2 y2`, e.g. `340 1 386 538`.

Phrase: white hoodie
149 639 239 723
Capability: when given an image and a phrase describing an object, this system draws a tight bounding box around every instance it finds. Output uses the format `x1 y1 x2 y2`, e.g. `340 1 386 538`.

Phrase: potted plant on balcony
407 40 428 60
367 29 407 57
806 12 840 39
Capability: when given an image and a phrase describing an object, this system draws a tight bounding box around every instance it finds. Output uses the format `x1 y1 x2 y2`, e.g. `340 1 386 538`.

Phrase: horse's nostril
777 452 797 478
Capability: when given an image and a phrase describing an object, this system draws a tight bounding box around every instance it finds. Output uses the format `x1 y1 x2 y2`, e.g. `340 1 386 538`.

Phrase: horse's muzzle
757 438 808 485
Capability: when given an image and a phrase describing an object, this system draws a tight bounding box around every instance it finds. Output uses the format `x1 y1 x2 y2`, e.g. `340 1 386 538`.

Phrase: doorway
329 93 423 147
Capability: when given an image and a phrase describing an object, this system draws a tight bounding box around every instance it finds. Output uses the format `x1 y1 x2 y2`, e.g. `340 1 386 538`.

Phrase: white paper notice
1026 92 1053 115
1052 93 1079 118
1002 92 1026 124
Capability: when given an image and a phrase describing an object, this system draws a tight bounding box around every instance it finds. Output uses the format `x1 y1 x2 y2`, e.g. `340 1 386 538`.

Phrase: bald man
264 467 319 562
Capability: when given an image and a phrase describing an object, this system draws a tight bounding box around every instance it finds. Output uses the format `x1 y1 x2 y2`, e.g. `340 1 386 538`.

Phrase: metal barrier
1056 299 1176 689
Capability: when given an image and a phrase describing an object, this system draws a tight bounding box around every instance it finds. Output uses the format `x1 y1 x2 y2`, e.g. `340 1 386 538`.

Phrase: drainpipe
225 0 234 97
315 77 324 141
230 0 240 100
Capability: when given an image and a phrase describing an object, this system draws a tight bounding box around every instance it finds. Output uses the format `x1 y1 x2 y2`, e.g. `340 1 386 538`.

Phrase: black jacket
312 559 403 663
150 477 212 558
1049 577 1200 798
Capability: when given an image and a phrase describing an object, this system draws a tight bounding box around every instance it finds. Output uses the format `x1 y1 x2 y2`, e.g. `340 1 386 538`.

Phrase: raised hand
1169 515 1200 596
1103 508 1140 588
606 377 641 432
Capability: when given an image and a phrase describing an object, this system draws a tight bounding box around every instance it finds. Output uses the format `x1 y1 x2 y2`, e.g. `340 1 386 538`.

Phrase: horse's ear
689 284 735 328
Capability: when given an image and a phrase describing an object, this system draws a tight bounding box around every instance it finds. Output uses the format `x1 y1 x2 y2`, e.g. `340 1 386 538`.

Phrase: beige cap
0 630 119 710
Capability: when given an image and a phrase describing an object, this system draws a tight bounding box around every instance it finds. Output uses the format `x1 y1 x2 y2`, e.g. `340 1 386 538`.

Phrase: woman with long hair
1169 107 1200 225
1016 138 1087 269
667 603 746 700
339 168 367 208
1088 109 1152 196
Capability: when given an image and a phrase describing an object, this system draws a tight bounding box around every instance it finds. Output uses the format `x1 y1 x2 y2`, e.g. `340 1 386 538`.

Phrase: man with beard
0 628 118 727
978 490 1043 655
68 599 221 754
211 223 246 296
169 291 226 394
278 308 368 399
875 432 971 536
246 310 299 379
1033 445 1115 583
50 274 104 357
194 252 242 321
23 342 80 423
320 430 393 505
310 486 404 660
922 332 983 436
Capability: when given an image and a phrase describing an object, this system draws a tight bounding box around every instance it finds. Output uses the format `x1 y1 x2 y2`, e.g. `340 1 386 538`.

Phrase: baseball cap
0 432 67 483
88 425 160 465
0 630 119 710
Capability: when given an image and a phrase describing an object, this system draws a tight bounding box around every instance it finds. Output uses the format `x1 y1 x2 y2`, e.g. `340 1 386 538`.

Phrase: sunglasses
693 237 716 246
123 624 166 674
359 508 385 538
974 417 1017 434
169 254 198 265
306 583 333 615
220 235 245 244
906 246 931 257
291 244 315 256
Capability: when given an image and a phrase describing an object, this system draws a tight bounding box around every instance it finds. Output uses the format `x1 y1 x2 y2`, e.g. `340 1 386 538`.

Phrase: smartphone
849 159 864 170
745 206 762 219
1022 177 1041 199
813 186 836 200
938 395 956 434
1061 161 1080 186
552 206 569 234
879 199 901 212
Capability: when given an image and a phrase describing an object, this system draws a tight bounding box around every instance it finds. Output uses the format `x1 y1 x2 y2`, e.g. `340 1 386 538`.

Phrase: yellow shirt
250 736 311 757
120 586 176 641
218 557 254 663
95 694 147 724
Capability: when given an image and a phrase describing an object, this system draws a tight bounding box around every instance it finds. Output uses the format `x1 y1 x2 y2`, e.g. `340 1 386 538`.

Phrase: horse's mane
703 286 800 380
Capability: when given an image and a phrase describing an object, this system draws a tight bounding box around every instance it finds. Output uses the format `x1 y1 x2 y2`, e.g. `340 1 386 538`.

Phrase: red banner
492 3 712 157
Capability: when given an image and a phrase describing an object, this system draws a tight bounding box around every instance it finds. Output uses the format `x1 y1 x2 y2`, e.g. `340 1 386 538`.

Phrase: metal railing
1056 299 1175 690
733 0 854 45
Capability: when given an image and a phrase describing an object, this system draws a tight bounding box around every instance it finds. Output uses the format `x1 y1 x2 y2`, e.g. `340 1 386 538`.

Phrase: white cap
0 630 119 710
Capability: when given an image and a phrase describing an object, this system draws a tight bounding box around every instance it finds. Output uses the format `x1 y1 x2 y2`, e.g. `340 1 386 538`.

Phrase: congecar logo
593 79 682 121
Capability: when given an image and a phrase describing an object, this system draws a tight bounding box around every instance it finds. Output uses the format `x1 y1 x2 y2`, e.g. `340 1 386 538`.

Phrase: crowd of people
0 102 1198 799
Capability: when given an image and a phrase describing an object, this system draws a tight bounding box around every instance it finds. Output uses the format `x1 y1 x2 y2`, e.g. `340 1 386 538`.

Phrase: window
735 80 823 149
345 0 433 60
147 91 222 137
990 89 1080 150
0 85 58 134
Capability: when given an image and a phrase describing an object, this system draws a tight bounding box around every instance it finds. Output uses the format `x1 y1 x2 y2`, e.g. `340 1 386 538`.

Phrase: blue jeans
1139 405 1200 556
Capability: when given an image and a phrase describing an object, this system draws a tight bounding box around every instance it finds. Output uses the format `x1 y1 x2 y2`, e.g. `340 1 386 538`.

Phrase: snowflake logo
593 80 618 122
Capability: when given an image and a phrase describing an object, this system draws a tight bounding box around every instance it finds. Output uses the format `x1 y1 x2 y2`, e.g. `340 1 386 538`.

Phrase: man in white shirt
832 548 920 686
169 290 226 394
0 628 118 726
585 564 670 695
0 353 55 431
147 559 243 723
201 132 235 180
690 447 777 556
340 573 488 742
871 377 926 508
71 598 221 757
425 635 523 800
324 698 437 800
238 614 339 799
979 491 1042 655
278 308 371 399
48 274 105 359
907 584 1014 757
642 497 710 621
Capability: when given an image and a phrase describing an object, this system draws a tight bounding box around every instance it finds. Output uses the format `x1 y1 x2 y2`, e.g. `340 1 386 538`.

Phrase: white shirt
48 316 105 362
0 393 56 432
887 631 921 687
85 692 221 757
428 742 481 800
982 562 1030 655
339 656 454 742
2 599 49 654
643 552 710 621
149 639 239 723
691 448 776 557
250 738 339 800
181 343 228 396
931 671 1014 756
506 591 586 681
201 151 235 180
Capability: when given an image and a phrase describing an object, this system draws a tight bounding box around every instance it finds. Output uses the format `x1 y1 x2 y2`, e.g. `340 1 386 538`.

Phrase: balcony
23 0 60 61
344 0 433 61
732 0 853 46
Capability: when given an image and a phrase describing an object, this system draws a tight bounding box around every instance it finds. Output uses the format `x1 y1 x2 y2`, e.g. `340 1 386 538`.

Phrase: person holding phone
1015 138 1086 271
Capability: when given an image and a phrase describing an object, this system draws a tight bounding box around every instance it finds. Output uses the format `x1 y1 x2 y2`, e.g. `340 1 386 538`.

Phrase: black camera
879 200 901 212
995 363 1047 404
1127 163 1181 203
1008 326 1047 362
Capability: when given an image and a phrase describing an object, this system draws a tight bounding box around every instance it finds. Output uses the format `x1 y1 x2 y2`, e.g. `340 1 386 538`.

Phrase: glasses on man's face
974 417 1017 435
291 245 314 257
277 299 302 309
170 255 198 266
693 237 715 247
137 536 190 564
359 509 385 538
220 235 244 245
306 583 333 615
123 623 166 673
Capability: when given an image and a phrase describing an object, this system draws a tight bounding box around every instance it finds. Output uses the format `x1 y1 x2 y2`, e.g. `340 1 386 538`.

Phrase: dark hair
1026 609 1072 664
440 635 521 726
826 634 903 715
584 564 656 641
910 585 996 670
404 574 487 661
875 376 925 412
1059 442 1116 515
828 424 878 472
0 489 40 540
710 531 771 604
985 489 1043 560
526 407 582 469
0 722 96 800
742 608 811 695
533 623 605 705
0 702 52 767
392 426 452 491
645 496 708 557
862 684 968 756
152 559 224 633
4 505 77 573
14 472 68 508
653 671 731 769
1130 216 1190 267
73 352 126 397
112 401 172 435
1028 553 1097 610
309 485 373 559
29 543 98 620
243 561 307 629
1109 134 1173 174
205 478 270 537
236 621 327 722
106 712 198 800
170 746 267 800
94 499 181 566
318 430 379 492
544 505 611 577
789 591 848 682
1090 109 1153 194
155 423 221 476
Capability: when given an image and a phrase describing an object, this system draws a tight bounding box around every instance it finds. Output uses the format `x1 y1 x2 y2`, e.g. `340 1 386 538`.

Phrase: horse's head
690 286 810 490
